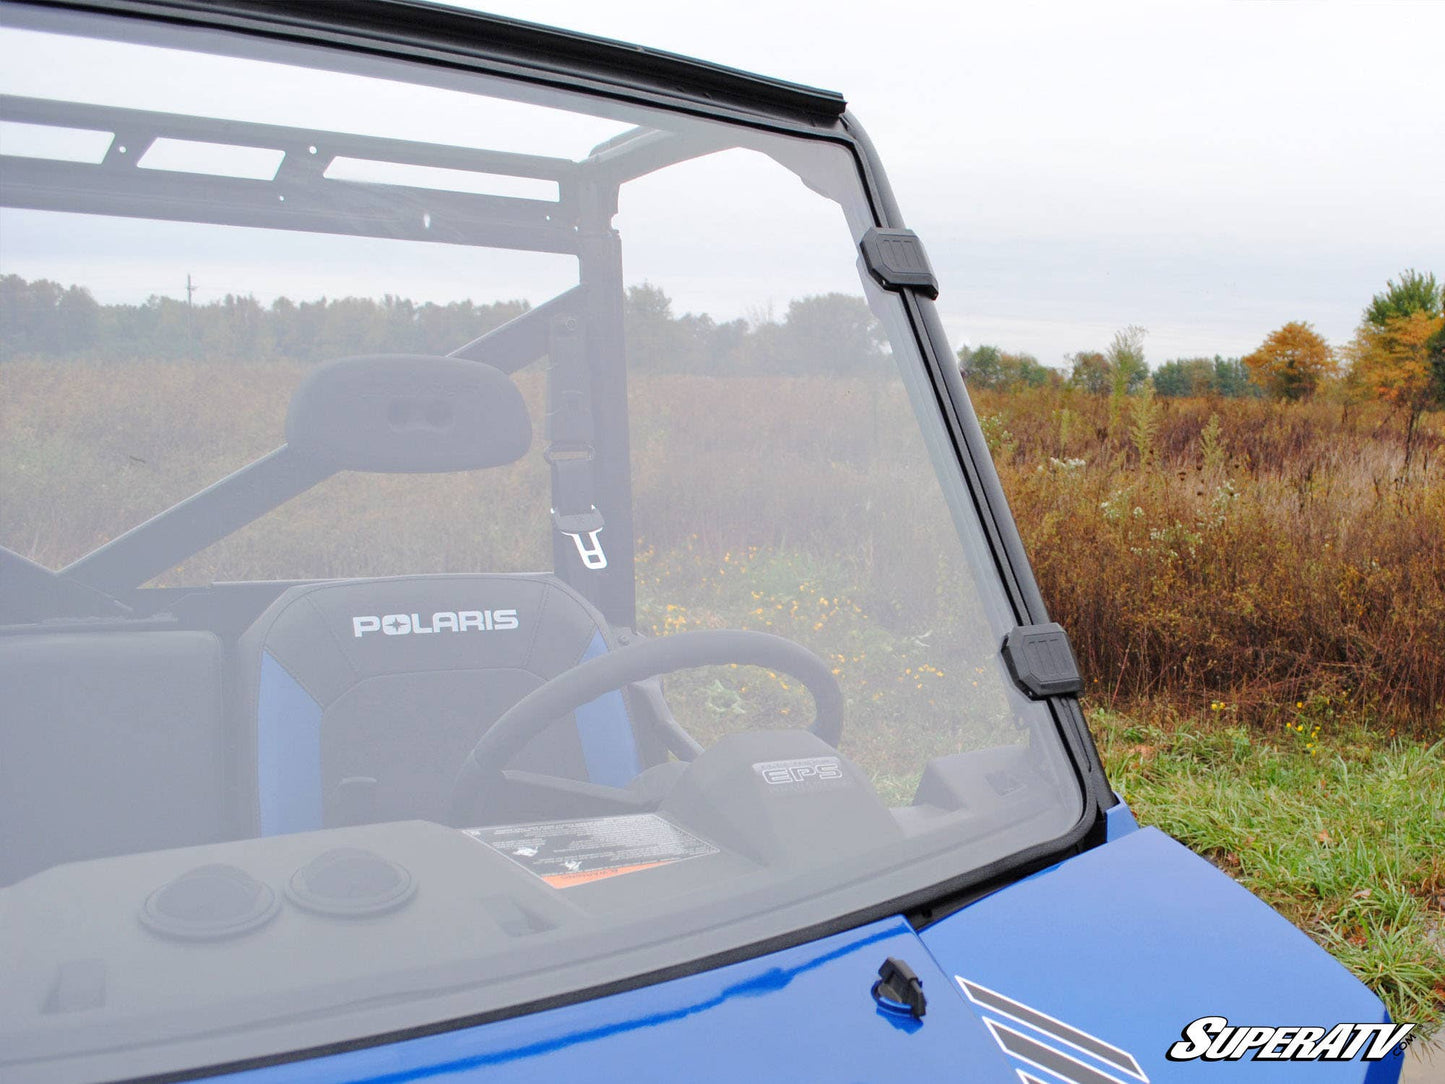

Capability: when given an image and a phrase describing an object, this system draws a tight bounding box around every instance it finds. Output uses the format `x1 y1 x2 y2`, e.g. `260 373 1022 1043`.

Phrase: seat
0 630 230 884
236 573 644 834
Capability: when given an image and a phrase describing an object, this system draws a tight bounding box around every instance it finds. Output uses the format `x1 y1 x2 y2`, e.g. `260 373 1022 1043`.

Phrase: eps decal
752 756 847 788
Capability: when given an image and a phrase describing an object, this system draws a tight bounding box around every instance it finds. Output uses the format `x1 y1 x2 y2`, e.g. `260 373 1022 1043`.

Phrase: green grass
1093 707 1445 1037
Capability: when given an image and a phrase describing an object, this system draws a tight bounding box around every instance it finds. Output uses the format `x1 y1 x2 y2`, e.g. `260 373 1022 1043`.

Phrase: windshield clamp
859 227 939 300
872 957 927 1020
1002 623 1083 699
553 506 607 569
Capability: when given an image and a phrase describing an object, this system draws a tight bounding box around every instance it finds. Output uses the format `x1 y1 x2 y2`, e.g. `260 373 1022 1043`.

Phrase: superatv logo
1167 1017 1415 1062
352 609 519 638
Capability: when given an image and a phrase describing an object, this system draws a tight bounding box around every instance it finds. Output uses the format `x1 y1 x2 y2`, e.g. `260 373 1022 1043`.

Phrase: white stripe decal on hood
958 975 1150 1084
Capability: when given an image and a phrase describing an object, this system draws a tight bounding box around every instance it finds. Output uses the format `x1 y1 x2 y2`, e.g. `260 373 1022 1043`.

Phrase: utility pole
185 273 195 358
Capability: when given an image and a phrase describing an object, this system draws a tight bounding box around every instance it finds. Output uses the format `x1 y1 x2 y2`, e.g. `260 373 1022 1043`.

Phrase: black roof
17 0 849 121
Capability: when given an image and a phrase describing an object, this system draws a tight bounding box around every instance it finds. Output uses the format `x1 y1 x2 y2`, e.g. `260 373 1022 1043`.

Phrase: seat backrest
0 630 229 884
236 574 641 835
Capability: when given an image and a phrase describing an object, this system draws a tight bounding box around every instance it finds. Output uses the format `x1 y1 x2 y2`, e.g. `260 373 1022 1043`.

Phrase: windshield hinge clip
1002 622 1083 699
859 227 939 300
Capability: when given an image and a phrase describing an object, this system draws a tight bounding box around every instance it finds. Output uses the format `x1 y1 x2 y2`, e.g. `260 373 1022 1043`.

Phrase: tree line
959 270 1445 423
960 328 1258 400
0 276 530 363
0 275 886 375
7 269 1439 414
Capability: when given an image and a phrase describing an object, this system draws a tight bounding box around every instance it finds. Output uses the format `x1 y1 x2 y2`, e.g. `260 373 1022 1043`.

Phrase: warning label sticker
465 813 718 889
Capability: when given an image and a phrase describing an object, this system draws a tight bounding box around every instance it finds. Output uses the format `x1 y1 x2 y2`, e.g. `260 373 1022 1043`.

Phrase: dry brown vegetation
976 387 1445 731
4 361 1442 736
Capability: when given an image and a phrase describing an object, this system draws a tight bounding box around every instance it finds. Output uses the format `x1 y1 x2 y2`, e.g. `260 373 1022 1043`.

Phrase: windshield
0 6 1083 1079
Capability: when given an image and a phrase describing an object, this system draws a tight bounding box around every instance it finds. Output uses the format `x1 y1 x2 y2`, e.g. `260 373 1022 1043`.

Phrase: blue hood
920 826 1398 1083
221 827 1399 1083
221 917 1019 1083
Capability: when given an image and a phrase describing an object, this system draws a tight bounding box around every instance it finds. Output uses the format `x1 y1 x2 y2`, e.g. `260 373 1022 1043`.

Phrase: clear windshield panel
0 8 1082 1078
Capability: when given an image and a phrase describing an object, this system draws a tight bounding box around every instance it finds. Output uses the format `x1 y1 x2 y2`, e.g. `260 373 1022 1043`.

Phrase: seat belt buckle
552 506 607 570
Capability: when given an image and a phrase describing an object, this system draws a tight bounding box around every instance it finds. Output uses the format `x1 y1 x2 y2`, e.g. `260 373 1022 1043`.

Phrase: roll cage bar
0 88 734 627
1 0 850 631
0 95 720 253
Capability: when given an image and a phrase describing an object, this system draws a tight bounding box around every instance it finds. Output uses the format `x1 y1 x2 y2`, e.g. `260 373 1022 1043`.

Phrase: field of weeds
976 387 1445 731
5 361 1440 745
0 359 1038 799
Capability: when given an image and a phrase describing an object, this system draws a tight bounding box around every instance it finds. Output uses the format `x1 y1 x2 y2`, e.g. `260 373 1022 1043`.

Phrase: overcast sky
462 0 1445 367
2 1 1441 370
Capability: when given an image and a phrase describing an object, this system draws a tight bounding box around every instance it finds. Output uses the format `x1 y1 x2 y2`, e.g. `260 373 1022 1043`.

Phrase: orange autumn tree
1242 321 1335 400
1346 270 1445 463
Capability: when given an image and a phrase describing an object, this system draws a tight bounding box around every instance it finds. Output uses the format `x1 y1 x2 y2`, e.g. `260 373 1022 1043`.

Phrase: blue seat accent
573 631 641 787
256 651 323 836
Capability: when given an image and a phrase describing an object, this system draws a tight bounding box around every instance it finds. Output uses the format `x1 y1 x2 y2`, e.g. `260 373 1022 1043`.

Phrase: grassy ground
1093 707 1445 1037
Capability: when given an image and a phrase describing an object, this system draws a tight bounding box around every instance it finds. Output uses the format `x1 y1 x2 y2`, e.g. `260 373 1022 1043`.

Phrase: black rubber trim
9 0 847 121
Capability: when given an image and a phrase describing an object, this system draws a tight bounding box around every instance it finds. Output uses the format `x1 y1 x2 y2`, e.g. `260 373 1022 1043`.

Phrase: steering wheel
448 629 844 825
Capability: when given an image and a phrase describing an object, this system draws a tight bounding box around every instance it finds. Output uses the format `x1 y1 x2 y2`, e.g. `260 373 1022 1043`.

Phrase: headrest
285 354 531 473
240 575 610 703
